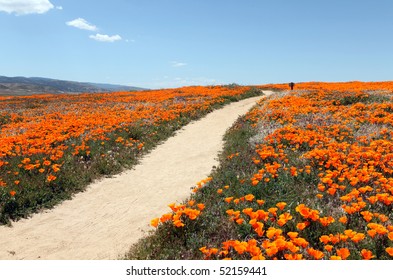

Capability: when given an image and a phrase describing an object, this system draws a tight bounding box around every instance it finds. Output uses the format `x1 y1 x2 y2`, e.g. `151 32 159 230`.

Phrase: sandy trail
0 91 273 260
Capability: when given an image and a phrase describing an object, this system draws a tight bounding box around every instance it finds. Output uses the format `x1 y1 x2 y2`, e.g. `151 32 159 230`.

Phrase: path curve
0 91 273 260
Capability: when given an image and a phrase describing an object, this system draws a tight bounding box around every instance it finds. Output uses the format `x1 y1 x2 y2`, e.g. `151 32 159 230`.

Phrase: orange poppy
324 245 333 252
361 249 374 260
257 199 265 205
197 203 205 210
276 202 287 210
339 216 348 224
150 218 159 228
46 174 57 182
296 222 307 231
284 254 303 260
386 247 393 257
336 248 350 260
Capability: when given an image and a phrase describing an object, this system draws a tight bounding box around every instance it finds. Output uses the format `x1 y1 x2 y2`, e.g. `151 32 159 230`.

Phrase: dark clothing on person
289 82 295 90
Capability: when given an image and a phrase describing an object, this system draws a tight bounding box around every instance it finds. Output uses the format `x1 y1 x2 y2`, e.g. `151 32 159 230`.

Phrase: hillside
0 76 145 95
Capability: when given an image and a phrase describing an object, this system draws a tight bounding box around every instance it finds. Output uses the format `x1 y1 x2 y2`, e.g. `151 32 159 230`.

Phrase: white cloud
0 0 54 15
89 33 122 43
171 61 187 67
56 6 62 10
66 18 97 31
66 19 123 43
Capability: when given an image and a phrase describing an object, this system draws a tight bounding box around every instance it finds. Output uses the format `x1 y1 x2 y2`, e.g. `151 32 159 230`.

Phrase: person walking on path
289 82 295 90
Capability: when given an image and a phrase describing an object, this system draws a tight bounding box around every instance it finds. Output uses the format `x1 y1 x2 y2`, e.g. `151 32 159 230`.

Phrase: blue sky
0 0 392 89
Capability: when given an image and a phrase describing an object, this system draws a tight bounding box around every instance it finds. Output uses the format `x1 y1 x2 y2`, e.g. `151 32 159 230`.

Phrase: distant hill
0 76 146 95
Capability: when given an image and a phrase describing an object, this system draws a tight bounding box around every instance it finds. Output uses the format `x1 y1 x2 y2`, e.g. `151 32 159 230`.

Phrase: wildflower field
0 85 259 224
131 81 393 260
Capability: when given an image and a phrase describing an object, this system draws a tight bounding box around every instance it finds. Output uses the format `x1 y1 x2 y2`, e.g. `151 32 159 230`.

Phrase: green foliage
335 92 391 106
0 114 11 127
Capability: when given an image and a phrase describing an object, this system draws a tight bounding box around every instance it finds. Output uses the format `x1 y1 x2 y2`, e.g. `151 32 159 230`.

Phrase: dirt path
0 91 273 260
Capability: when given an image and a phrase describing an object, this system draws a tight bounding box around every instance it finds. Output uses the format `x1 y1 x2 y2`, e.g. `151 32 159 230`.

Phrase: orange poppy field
145 81 393 260
0 85 257 224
